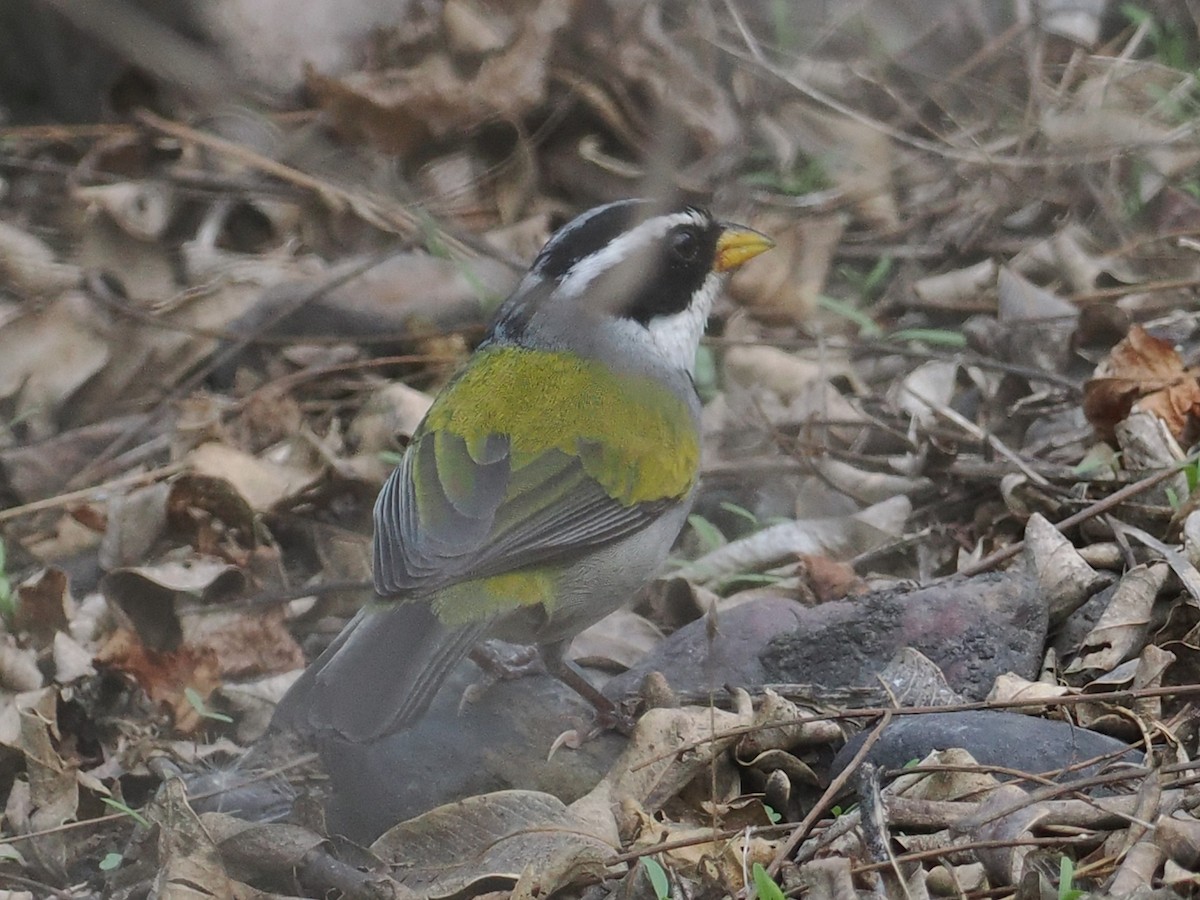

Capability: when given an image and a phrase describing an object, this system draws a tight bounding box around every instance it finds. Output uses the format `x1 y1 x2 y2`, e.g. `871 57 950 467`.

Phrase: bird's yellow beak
713 225 775 273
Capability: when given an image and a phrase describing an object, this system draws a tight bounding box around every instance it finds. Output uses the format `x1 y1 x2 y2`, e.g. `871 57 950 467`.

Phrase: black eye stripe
519 201 720 327
620 219 722 326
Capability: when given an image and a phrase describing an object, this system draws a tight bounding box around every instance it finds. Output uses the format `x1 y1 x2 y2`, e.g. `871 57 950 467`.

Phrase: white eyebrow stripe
556 209 708 300
529 199 641 278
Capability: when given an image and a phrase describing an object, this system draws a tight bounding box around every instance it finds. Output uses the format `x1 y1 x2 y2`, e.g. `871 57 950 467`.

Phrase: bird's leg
540 641 637 736
464 640 637 735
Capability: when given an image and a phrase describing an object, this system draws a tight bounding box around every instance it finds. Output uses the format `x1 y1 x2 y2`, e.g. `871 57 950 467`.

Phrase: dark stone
759 572 1046 700
604 596 808 701
831 710 1140 782
274 661 623 843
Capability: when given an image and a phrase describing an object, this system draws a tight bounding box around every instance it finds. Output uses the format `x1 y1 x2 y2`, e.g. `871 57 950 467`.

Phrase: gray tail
271 602 487 742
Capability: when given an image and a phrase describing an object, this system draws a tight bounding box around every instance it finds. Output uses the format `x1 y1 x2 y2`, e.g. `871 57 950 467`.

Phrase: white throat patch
606 271 720 375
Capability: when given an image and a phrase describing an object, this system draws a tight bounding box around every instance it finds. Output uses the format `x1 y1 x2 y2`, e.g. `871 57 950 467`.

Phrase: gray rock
276 662 623 843
832 710 1139 782
604 596 807 701
760 572 1046 699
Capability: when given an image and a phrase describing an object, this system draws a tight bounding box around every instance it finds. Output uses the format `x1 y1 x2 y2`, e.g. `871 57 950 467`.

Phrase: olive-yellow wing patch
372 347 699 603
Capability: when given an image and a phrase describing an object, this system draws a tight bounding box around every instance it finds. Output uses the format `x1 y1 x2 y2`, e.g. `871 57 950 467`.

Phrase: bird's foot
543 652 638 737
460 640 547 711
469 639 546 679
548 698 639 757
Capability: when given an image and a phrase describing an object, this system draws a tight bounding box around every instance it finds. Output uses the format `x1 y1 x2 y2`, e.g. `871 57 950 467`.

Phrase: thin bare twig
0 462 186 524
958 454 1200 576
761 711 894 887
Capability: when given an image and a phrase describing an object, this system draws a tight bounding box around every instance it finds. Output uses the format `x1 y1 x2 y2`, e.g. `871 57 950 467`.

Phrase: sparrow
272 199 773 741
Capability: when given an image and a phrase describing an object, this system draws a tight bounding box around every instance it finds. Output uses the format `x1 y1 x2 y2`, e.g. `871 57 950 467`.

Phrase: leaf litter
4 1 1200 898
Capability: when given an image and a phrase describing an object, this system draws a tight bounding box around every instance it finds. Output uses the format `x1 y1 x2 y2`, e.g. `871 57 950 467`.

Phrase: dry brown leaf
736 689 840 758
186 442 320 513
1022 513 1109 626
583 704 750 819
1158 815 1200 868
959 782 1048 886
568 608 662 671
443 0 514 55
0 636 44 695
74 180 176 241
147 778 239 898
166 474 259 559
891 747 1001 803
0 221 82 297
346 382 434 482
184 608 306 680
1065 562 1168 676
1132 644 1176 722
877 647 964 707
910 259 997 311
813 457 933 506
1109 841 1167 897
95 627 221 734
1083 325 1200 443
1011 223 1140 292
4 699 82 882
371 790 616 898
1163 858 1200 891
307 0 571 155
891 360 958 425
675 496 911 586
986 673 1071 707
796 554 863 603
0 292 111 440
99 481 171 570
77 214 179 308
622 802 775 892
994 266 1079 373
722 341 834 398
12 568 72 650
52 632 95 684
98 556 302 733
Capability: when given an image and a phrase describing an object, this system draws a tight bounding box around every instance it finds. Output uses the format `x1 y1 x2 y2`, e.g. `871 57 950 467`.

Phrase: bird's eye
670 229 699 263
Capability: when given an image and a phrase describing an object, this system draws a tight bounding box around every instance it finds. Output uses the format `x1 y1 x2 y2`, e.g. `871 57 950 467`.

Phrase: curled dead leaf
1022 513 1110 626
185 443 319 514
0 221 82 297
911 259 997 311
1065 562 1168 676
0 635 44 694
74 181 175 241
13 568 72 650
1084 325 1200 443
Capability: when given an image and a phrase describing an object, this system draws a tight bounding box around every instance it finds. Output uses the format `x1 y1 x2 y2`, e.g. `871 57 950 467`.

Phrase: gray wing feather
373 434 671 597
